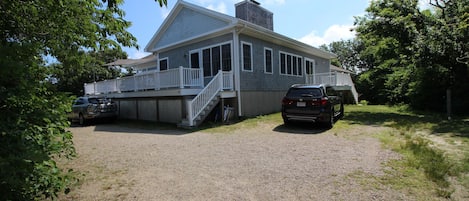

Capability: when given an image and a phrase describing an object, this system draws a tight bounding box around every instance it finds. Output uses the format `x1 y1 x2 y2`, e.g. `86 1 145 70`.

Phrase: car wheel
325 109 334 128
338 103 344 119
283 118 290 126
79 113 85 126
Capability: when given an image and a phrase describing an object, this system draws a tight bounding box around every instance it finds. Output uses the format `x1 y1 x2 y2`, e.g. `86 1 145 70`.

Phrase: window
280 53 286 74
242 42 252 71
264 47 273 74
221 44 231 71
211 46 221 74
297 57 303 76
202 49 211 77
192 42 232 77
279 51 302 76
326 86 338 96
305 59 315 75
190 52 199 69
159 57 168 71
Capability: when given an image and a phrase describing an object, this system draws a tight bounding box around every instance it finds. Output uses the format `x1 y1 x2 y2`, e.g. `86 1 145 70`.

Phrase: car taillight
320 97 328 106
282 97 294 105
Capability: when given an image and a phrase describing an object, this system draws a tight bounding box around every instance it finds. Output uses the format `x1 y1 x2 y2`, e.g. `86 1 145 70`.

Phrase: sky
120 0 428 59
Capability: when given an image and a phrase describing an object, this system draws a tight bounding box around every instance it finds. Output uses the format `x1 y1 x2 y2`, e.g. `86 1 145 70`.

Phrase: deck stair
179 70 232 128
179 95 220 128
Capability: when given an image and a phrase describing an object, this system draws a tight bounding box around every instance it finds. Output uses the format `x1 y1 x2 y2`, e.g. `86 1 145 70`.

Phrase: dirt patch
61 122 403 200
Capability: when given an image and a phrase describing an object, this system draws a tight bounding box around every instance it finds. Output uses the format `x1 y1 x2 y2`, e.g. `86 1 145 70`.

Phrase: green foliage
351 0 469 114
0 45 76 200
319 39 368 73
0 0 167 199
51 48 128 96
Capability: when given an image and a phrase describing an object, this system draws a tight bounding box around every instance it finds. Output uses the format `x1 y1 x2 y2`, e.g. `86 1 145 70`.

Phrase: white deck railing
84 67 204 95
306 72 352 86
187 70 233 126
306 72 358 103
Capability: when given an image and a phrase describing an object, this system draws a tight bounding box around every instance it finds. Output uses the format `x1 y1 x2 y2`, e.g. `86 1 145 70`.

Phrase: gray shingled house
84 0 357 127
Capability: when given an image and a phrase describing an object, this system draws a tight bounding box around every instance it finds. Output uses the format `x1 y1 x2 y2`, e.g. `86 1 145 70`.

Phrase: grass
342 105 469 199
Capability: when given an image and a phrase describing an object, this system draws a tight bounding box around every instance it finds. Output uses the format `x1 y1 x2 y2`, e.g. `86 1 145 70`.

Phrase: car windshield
287 88 322 98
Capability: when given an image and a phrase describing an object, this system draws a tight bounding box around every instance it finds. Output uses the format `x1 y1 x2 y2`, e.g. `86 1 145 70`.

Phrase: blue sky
120 0 428 59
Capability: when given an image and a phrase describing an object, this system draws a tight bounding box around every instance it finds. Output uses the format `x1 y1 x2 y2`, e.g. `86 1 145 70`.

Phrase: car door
71 98 85 119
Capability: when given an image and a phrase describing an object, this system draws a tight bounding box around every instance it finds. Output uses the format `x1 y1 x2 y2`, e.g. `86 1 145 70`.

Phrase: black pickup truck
281 84 344 128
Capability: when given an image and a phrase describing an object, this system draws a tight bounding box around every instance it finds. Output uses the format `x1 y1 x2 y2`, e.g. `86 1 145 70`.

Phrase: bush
0 58 76 200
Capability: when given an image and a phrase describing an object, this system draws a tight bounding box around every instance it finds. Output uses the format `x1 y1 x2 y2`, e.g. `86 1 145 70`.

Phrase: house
84 0 357 127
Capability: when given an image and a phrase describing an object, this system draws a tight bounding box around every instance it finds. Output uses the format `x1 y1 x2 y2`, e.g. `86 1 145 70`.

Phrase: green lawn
342 105 469 200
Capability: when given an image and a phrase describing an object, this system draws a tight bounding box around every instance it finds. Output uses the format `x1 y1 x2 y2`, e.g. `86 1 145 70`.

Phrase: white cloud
129 49 151 59
299 24 356 47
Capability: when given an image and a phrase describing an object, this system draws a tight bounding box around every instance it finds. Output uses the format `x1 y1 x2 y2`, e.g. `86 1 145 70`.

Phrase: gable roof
144 0 236 52
144 0 336 59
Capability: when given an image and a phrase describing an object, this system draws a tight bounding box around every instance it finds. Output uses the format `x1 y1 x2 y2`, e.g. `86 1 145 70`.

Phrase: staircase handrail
187 70 223 126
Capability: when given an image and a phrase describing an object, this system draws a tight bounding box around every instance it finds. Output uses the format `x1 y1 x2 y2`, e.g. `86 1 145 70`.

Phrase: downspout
233 23 246 116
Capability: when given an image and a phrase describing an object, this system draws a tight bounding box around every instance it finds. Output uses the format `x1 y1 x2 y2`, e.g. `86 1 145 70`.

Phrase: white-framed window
279 51 302 76
264 47 273 74
159 57 168 71
241 41 253 72
190 42 232 77
305 58 315 75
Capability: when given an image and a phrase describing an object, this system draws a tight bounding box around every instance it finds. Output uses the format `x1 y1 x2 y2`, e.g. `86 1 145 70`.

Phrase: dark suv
281 84 343 128
69 97 118 125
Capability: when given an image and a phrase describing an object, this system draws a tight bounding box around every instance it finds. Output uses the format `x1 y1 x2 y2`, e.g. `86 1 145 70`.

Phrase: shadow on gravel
89 120 191 136
345 111 469 137
273 122 329 135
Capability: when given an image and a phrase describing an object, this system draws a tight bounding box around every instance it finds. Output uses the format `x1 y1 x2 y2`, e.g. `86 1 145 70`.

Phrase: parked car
69 96 118 125
281 84 344 128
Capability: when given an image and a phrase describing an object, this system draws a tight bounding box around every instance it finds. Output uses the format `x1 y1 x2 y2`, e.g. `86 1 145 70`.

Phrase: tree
411 0 469 112
0 0 167 200
320 39 370 73
354 0 469 114
51 48 128 96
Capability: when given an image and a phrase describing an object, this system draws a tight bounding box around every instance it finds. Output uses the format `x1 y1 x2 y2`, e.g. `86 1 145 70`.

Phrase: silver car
69 97 117 125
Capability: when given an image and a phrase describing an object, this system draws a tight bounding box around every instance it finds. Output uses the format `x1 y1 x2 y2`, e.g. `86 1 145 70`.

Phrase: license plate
297 102 306 107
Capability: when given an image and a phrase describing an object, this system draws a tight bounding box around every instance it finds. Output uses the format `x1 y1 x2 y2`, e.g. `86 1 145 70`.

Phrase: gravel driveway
62 121 405 201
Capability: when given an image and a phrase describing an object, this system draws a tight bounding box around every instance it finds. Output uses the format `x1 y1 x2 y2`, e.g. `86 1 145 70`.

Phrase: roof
103 54 157 67
144 0 336 60
330 65 354 74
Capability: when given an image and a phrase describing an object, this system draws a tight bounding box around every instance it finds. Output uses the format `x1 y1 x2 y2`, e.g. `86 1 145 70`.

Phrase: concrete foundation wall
240 91 286 117
116 98 183 123
118 100 138 120
138 100 158 122
158 99 182 123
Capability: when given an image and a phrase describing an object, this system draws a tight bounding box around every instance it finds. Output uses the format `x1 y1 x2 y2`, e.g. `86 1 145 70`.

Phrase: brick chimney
235 0 274 31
